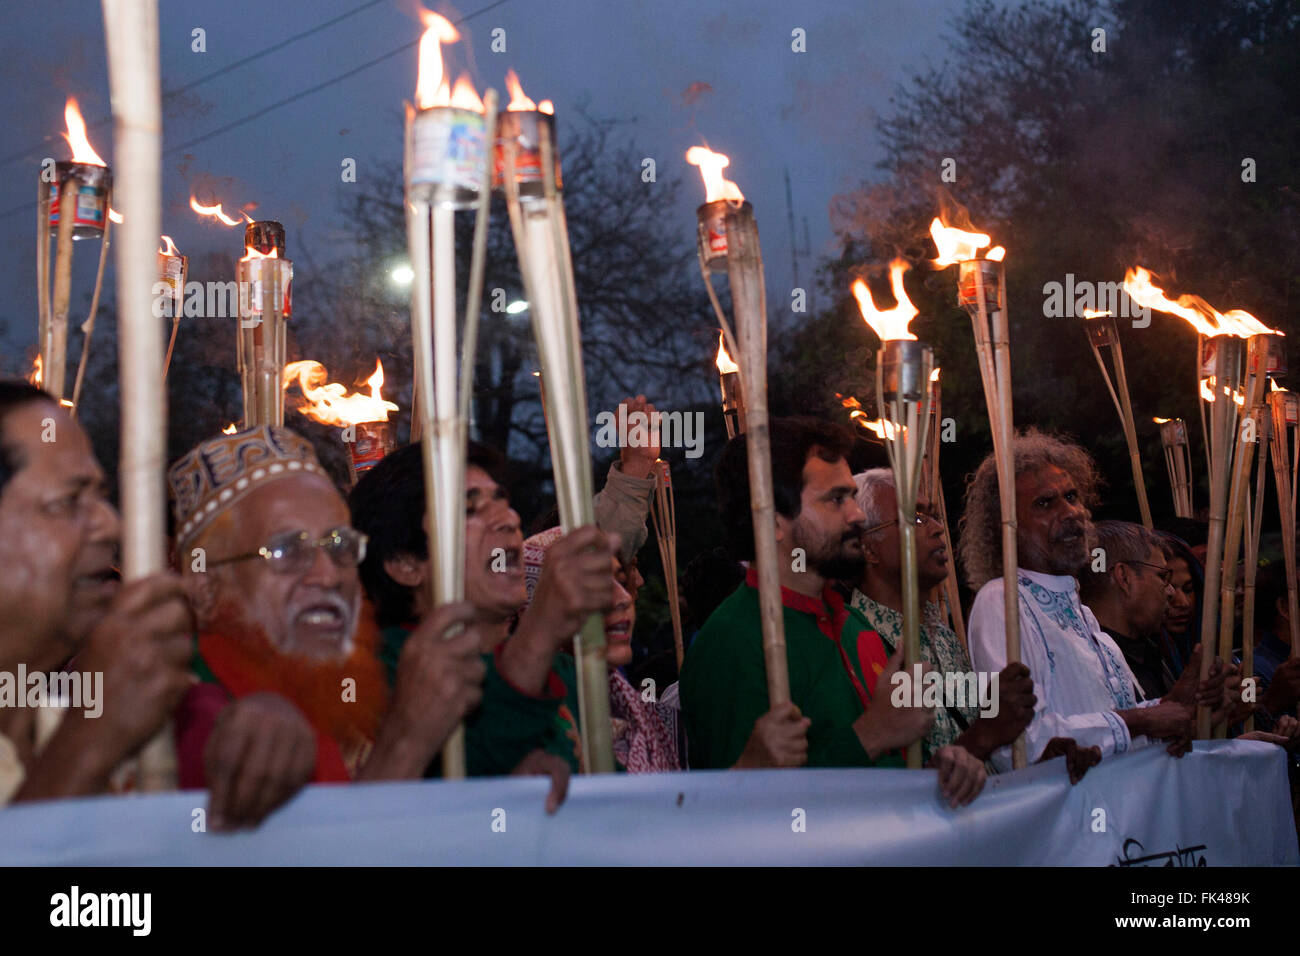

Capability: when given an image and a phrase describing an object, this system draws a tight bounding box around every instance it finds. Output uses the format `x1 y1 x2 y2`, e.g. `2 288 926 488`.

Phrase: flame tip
852 260 919 341
62 97 107 166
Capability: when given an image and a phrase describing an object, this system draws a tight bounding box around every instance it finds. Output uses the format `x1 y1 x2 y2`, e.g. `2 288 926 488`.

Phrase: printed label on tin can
958 260 1003 311
158 255 185 316
349 421 394 476
48 183 106 230
411 109 487 194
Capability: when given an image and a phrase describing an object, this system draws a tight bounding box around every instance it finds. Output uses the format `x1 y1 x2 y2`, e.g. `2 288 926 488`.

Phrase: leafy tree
780 0 1300 546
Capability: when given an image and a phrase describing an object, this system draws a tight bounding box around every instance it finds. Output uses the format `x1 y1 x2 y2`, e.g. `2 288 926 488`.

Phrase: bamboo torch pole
925 369 966 647
1196 336 1240 738
46 177 78 402
1242 400 1270 734
985 265 1026 769
955 247 1026 769
853 261 933 770
1270 389 1300 662
929 220 1023 764
650 461 685 670
875 341 934 770
688 149 790 708
1083 310 1153 528
102 0 173 789
1197 335 1213 478
500 103 614 772
37 177 51 381
160 240 189 382
70 212 114 416
723 202 790 708
403 68 497 777
1156 417 1194 518
1214 336 1270 737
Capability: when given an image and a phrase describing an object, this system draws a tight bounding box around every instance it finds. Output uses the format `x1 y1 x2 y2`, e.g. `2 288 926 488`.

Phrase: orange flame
1123 267 1276 338
159 235 180 256
852 259 919 342
239 245 279 263
1082 309 1111 319
62 98 106 166
190 195 249 227
283 359 398 427
28 355 42 388
1153 416 1172 423
929 217 1004 266
504 69 537 111
221 423 237 435
537 99 554 115
859 417 899 440
715 332 739 374
448 75 484 111
838 394 899 439
685 146 744 203
415 9 460 110
1200 376 1245 406
108 208 124 224
930 367 940 382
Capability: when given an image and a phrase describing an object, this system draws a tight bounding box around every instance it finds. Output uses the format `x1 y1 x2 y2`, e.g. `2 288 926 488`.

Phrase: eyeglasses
209 527 368 575
862 511 942 536
1125 560 1173 587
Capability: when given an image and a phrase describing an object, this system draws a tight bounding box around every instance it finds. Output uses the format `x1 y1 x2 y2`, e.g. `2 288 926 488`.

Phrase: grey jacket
593 462 655 563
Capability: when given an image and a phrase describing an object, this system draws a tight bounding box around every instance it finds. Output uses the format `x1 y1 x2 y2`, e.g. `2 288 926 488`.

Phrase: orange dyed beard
201 598 388 747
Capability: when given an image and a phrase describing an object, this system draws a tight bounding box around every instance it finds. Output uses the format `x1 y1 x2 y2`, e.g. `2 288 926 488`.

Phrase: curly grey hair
957 428 1103 591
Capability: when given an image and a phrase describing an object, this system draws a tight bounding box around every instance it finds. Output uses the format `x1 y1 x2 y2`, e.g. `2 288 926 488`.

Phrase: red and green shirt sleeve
680 582 904 769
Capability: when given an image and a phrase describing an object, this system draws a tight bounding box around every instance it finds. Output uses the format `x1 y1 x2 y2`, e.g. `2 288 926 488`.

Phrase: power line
0 0 511 223
0 0 388 171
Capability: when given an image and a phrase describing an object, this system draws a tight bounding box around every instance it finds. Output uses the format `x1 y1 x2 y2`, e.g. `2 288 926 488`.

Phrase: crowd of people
1 379 1297 841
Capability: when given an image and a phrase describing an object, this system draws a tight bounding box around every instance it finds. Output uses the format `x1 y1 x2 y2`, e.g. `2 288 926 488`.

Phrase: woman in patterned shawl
522 527 681 772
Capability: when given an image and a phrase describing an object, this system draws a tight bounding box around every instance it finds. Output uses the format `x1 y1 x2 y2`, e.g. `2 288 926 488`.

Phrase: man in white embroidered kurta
969 569 1151 772
960 436 1200 774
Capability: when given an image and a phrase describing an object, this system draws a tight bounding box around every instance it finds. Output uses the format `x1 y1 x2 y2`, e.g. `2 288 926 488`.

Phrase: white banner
0 739 1293 865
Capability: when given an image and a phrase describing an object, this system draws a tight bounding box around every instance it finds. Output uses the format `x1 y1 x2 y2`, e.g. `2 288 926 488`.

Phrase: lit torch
1124 266 1285 734
1082 307 1153 527
496 65 613 773
715 330 743 438
931 214 1025 768
686 144 791 713
191 193 292 426
158 235 188 381
283 359 398 484
38 98 114 409
852 259 931 770
404 9 498 778
237 241 292 427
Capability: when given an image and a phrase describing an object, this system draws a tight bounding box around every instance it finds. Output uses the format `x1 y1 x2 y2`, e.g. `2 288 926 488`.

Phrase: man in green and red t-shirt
681 417 986 807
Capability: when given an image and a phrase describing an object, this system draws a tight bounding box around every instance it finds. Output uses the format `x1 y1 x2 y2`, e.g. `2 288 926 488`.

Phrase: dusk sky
0 0 969 370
